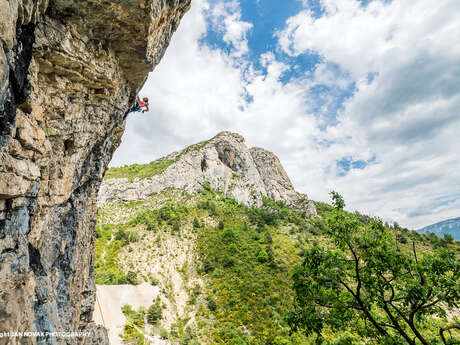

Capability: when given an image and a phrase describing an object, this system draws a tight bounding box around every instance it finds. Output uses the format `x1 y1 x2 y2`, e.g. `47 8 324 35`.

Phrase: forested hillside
95 185 460 345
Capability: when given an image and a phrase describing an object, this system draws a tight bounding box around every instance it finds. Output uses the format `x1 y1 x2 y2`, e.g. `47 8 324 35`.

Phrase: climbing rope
96 290 107 330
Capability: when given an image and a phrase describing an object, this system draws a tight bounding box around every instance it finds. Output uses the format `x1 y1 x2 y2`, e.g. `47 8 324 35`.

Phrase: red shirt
138 99 147 108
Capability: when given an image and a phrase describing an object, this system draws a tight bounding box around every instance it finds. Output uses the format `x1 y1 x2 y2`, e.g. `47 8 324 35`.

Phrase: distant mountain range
418 217 460 241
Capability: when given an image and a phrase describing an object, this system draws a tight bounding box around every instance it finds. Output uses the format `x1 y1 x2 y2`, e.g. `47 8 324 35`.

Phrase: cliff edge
0 1 190 344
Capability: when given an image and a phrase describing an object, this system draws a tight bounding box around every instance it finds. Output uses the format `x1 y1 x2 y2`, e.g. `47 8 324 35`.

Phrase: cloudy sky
111 0 460 230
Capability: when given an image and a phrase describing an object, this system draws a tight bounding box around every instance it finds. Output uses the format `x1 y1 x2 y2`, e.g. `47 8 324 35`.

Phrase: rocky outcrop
0 1 190 344
98 131 317 215
250 147 317 215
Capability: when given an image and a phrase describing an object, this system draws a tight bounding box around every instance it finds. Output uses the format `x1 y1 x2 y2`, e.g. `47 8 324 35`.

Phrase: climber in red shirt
123 96 149 119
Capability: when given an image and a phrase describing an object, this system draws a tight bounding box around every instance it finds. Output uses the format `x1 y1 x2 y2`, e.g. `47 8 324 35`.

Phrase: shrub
334 332 361 345
207 297 217 311
146 221 156 231
222 254 235 267
121 304 145 328
264 231 273 244
273 335 292 345
203 259 214 273
159 328 169 339
203 181 212 191
150 277 160 286
121 304 134 316
256 224 266 233
312 217 327 233
265 245 276 268
222 228 235 242
193 217 201 228
182 326 197 345
173 220 181 232
396 233 408 244
228 243 239 254
256 249 269 263
209 202 218 216
220 324 250 345
147 297 162 324
122 270 139 285
443 233 454 243
189 285 202 305
115 228 130 245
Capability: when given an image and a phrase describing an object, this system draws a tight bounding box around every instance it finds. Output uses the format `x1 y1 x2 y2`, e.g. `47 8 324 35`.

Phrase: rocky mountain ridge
99 131 317 215
0 1 190 344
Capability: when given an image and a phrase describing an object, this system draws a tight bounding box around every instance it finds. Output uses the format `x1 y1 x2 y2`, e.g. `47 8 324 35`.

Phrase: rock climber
123 96 149 119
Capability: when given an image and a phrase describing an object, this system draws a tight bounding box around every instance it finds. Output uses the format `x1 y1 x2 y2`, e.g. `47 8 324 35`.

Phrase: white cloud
111 0 249 165
111 0 460 230
277 0 460 228
210 0 253 57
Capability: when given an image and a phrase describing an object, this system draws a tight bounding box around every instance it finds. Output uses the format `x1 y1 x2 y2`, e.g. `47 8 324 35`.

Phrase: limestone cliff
98 132 317 215
0 1 190 344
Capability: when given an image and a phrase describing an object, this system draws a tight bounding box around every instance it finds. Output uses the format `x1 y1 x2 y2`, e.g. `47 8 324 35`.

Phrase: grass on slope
104 160 174 181
103 134 217 181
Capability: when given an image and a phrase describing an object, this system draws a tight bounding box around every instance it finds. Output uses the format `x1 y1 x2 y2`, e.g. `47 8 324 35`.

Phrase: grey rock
99 131 317 216
0 0 190 344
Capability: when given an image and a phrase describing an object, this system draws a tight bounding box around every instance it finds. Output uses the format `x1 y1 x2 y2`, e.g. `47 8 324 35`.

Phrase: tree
122 270 139 285
443 233 454 244
287 192 460 345
207 297 217 311
147 297 162 324
173 220 180 232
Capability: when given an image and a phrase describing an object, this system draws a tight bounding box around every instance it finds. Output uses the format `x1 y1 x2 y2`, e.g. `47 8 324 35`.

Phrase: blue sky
204 0 319 69
112 0 460 229
202 0 355 126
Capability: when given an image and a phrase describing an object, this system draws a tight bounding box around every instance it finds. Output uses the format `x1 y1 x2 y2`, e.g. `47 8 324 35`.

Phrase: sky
111 0 460 230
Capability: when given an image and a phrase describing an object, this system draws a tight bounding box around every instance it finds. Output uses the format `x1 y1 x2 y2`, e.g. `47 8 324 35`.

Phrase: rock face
99 132 317 215
0 1 190 344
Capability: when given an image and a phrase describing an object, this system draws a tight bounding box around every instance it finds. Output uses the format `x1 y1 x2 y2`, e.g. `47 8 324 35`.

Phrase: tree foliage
147 297 162 325
288 192 460 344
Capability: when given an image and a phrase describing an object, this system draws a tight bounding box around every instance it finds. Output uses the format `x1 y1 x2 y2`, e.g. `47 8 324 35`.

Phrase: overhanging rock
0 1 190 344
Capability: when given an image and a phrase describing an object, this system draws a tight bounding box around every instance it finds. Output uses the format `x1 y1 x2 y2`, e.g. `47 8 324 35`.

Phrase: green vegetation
104 159 174 181
96 186 460 345
288 192 460 345
419 217 460 241
95 199 190 284
147 297 163 325
194 191 331 345
120 305 146 344
104 134 218 181
94 223 140 284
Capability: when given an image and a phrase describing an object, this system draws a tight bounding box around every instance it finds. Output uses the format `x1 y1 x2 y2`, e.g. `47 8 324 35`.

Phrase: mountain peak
100 133 317 215
214 131 246 143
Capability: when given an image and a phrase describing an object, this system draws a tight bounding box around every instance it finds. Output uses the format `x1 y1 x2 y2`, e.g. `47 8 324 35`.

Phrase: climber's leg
123 103 140 120
123 109 132 120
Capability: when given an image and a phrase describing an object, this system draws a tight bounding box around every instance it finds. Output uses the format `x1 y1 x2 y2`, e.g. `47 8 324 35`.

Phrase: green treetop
287 192 460 345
